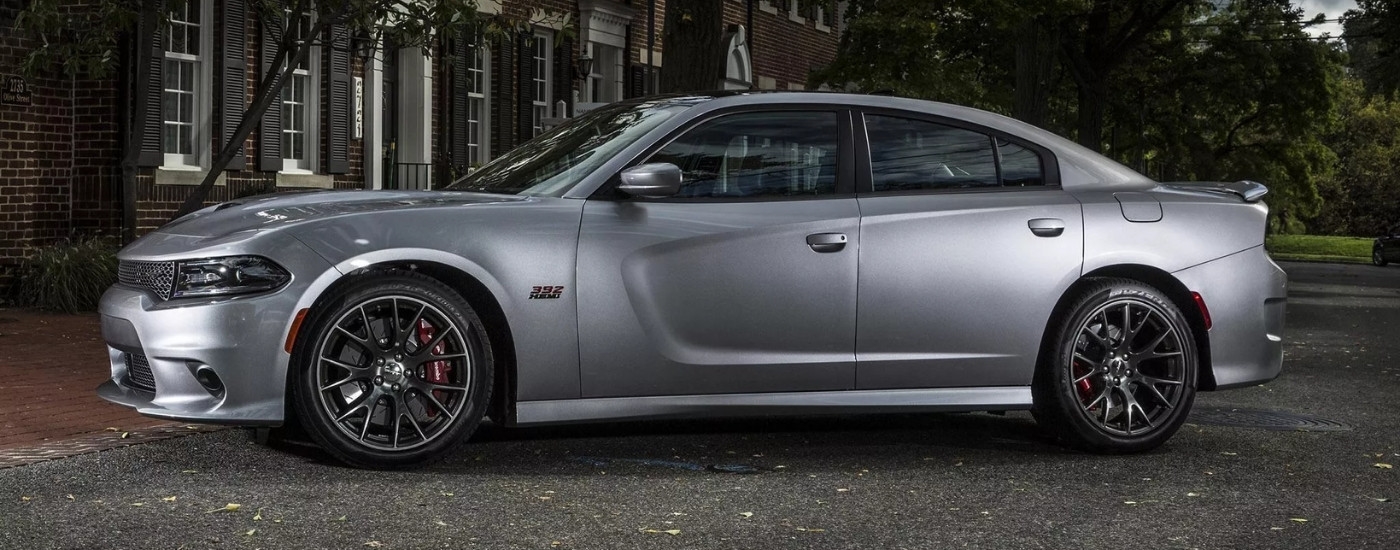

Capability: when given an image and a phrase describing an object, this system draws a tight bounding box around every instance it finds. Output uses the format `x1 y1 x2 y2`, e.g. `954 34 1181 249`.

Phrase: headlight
172 256 291 298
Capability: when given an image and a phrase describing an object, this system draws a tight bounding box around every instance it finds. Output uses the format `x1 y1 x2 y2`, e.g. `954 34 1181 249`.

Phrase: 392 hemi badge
529 285 565 299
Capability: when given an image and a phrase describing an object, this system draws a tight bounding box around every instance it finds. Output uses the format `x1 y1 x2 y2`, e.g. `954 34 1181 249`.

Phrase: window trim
531 30 554 137
590 105 857 202
281 7 320 174
852 108 1061 197
467 40 491 166
161 0 213 170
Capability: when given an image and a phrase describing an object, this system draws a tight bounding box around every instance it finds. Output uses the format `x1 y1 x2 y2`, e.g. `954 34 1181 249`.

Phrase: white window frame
531 30 554 137
788 0 806 24
281 7 320 174
814 4 832 33
467 40 491 166
585 42 624 104
758 1 778 15
161 0 213 169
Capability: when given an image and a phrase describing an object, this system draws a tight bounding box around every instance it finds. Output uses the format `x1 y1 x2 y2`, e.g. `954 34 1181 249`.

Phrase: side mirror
617 163 683 198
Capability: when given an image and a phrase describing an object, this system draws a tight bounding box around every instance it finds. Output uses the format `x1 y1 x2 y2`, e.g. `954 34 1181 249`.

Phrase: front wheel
1033 278 1198 453
291 272 494 469
1375 246 1389 267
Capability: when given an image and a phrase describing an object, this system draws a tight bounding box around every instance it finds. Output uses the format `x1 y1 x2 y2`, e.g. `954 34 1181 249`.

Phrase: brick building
0 0 843 278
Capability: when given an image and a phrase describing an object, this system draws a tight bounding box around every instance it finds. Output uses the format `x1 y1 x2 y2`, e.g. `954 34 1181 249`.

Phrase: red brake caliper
1073 360 1096 404
418 319 451 418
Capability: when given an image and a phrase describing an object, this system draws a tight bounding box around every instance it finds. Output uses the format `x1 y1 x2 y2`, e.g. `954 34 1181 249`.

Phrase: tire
1375 246 1389 267
290 271 494 469
1032 278 1198 454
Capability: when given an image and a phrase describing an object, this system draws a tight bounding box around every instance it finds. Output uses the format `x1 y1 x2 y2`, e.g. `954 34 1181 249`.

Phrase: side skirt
513 387 1032 426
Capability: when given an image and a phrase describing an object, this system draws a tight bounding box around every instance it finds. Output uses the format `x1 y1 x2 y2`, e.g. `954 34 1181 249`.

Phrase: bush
10 235 119 313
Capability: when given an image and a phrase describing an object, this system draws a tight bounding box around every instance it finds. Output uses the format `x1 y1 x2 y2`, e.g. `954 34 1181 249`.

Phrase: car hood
156 190 528 238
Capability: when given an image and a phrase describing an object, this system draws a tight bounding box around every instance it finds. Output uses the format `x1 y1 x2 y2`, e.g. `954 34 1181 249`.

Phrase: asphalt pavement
2 261 1398 549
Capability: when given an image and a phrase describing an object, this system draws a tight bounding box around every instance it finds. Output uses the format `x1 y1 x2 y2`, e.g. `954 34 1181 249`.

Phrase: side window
997 138 1046 187
649 111 839 198
865 115 997 191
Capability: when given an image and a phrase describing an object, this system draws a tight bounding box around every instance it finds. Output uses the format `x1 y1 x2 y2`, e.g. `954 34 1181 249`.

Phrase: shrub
10 235 119 313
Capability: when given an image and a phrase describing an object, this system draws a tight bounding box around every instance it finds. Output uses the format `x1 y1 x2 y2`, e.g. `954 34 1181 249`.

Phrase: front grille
123 352 156 392
118 260 176 300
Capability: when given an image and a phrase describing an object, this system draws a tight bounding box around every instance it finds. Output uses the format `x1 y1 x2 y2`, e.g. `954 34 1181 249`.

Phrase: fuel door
1115 192 1163 223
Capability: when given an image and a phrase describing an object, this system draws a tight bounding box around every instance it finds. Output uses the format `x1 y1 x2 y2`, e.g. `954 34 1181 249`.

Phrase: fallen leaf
1187 492 1200 497
131 502 145 507
1124 501 1138 505
836 488 850 492
105 427 118 432
435 520 447 527
796 527 826 533
1221 452 1238 456
65 495 74 501
253 508 263 521
538 496 552 500
365 542 384 548
20 496 30 502
1374 463 1393 470
641 529 682 535
181 470 197 474
1290 518 1308 523
440 492 454 497
245 529 256 536
740 512 754 518
207 503 241 513
551 542 562 547
1271 527 1284 531
336 515 347 522
1371 497 1391 502
162 496 177 502
120 432 129 439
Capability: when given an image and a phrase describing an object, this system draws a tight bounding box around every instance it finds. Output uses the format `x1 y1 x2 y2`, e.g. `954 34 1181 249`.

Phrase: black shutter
325 23 351 174
258 15 283 172
553 37 572 117
450 30 470 171
220 0 247 169
626 65 647 99
136 1 166 167
491 35 514 157
516 32 535 142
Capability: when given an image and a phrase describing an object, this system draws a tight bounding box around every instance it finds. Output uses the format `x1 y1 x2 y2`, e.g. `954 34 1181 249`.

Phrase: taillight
1191 292 1212 330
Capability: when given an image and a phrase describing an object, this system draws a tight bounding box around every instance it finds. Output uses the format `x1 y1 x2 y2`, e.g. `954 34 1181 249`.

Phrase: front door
577 109 859 398
852 112 1084 389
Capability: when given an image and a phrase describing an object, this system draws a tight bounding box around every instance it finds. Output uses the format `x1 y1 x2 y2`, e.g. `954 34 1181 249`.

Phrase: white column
399 46 434 187
366 52 384 189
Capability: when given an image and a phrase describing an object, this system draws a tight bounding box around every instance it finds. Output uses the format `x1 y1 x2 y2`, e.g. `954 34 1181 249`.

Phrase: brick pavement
0 308 178 462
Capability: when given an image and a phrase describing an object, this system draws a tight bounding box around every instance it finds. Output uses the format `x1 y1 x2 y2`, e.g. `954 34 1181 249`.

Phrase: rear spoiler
1160 180 1269 203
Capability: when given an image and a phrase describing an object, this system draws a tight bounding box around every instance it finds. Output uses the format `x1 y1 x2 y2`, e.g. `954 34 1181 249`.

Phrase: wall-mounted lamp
351 29 375 62
575 51 594 81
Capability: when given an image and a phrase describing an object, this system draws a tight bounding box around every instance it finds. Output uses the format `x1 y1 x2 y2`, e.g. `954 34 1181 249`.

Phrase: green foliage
1311 78 1400 236
1344 0 1400 97
1265 234 1375 263
10 236 120 314
14 0 138 79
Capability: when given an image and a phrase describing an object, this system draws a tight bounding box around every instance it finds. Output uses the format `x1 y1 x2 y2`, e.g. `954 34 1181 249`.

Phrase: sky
1293 0 1359 37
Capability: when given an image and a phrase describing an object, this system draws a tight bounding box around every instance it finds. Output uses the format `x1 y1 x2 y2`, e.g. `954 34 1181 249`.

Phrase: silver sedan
98 93 1287 469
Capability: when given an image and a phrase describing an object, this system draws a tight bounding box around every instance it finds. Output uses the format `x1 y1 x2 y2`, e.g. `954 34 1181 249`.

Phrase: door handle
1028 218 1065 237
806 232 848 253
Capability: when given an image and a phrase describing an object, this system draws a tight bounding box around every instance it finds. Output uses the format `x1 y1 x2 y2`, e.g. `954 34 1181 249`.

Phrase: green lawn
1265 234 1375 264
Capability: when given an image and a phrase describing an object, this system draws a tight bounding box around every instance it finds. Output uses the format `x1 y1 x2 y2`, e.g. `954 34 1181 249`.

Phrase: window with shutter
529 31 553 137
220 0 247 169
491 35 514 157
159 0 214 169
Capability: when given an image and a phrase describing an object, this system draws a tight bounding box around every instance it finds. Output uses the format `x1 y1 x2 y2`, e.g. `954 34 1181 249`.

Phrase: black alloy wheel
292 271 493 469
1034 278 1198 453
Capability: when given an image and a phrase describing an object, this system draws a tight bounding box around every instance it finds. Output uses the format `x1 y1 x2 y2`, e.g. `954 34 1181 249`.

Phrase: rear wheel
1033 278 1197 453
291 272 493 469
1375 245 1389 267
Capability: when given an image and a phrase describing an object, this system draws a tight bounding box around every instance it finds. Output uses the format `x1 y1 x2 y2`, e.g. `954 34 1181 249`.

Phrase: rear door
853 111 1084 389
576 108 860 398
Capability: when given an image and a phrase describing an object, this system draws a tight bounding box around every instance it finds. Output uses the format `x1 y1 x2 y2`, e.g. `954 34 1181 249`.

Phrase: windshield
446 100 688 196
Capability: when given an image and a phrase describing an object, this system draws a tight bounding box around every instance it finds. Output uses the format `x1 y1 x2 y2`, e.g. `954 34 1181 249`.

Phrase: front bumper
1173 245 1288 390
96 235 334 425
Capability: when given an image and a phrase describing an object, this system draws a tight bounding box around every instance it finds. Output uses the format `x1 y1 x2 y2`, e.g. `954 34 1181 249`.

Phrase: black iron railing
384 162 432 190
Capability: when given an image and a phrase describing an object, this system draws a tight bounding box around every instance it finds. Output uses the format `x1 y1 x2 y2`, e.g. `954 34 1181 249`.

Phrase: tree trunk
659 0 727 93
1013 16 1056 128
1076 79 1107 153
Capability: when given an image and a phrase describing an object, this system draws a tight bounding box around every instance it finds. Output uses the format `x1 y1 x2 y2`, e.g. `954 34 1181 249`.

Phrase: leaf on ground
131 502 145 507
207 503 241 513
162 496 177 502
1290 518 1308 523
1374 463 1393 469
836 488 850 492
65 495 74 501
335 515 347 522
796 527 826 532
181 470 197 474
641 529 681 536
20 496 30 502
364 542 384 548
435 520 447 527
1221 452 1238 456
105 427 118 432
120 432 129 439
1187 492 1200 497
440 492 454 497
244 529 256 536
1371 497 1391 502
740 512 754 518
253 508 263 521
1123 501 1138 505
